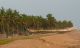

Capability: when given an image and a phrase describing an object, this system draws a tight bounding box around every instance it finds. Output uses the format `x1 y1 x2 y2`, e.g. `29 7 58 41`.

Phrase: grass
0 39 13 45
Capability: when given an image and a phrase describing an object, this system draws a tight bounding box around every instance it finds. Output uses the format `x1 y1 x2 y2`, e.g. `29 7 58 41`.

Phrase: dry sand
0 30 80 48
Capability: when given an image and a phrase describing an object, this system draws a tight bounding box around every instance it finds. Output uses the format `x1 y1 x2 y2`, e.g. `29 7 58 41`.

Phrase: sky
0 0 80 28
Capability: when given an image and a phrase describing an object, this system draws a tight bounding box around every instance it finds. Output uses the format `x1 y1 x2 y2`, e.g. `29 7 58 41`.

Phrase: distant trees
47 14 57 29
0 7 73 37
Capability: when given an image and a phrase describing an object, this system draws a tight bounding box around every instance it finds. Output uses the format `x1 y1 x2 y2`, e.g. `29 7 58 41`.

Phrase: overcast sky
0 0 80 28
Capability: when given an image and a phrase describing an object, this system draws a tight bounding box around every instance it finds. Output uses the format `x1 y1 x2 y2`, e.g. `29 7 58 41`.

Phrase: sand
0 30 80 48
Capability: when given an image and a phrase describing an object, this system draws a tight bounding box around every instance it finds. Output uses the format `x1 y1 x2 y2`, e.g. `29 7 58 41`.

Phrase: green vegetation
0 39 13 45
0 7 73 38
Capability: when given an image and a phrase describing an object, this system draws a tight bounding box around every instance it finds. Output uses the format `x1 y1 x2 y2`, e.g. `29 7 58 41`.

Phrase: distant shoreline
29 27 75 32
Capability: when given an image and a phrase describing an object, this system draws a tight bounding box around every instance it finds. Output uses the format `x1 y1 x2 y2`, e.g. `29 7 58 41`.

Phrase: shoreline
29 27 75 32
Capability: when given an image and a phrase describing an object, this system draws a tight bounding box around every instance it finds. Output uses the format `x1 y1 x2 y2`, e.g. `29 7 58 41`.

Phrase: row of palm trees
0 7 73 38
